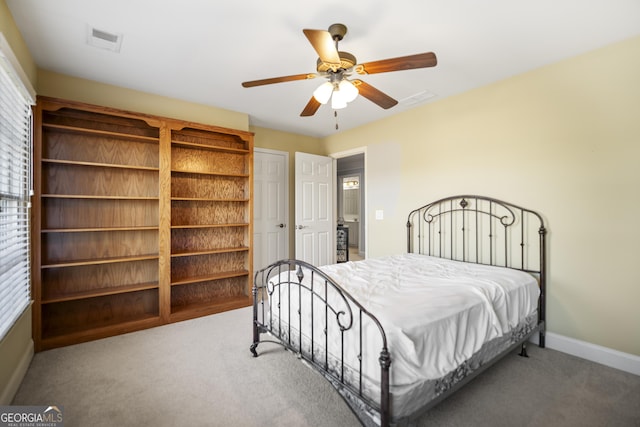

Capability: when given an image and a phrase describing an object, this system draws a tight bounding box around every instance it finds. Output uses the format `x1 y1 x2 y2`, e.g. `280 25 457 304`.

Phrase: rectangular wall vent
86 25 123 52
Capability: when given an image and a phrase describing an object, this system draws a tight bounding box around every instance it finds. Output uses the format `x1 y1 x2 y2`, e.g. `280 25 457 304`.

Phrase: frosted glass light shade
313 82 333 104
331 92 348 109
339 80 358 102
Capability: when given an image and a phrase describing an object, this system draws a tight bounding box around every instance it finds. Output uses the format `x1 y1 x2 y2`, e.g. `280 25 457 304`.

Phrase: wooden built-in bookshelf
32 97 253 350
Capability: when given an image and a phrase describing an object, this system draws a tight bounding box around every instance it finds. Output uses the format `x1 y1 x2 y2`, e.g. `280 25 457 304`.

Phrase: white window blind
0 34 35 341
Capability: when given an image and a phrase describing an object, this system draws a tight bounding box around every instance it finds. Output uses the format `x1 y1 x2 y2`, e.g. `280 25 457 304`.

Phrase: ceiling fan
241 23 437 117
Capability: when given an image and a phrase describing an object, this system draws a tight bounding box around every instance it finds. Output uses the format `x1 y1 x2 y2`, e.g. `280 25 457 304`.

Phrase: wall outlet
375 210 384 220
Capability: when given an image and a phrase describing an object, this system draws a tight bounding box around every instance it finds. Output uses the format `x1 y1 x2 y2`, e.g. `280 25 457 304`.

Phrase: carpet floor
12 307 640 426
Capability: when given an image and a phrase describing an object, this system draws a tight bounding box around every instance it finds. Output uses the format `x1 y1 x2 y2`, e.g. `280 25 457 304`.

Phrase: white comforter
268 253 539 387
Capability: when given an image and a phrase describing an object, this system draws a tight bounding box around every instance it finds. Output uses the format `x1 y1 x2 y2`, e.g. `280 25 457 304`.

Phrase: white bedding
265 253 540 417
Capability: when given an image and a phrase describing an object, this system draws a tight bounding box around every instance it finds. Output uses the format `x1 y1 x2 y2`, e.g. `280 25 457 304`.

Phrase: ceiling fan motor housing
328 23 348 41
317 51 357 72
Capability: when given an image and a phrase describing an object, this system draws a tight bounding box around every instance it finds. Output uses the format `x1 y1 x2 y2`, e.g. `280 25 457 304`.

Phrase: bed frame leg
519 342 529 358
379 348 392 427
250 315 260 357
251 281 260 358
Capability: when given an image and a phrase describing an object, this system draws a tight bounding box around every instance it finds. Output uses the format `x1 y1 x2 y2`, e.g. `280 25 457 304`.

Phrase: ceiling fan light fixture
338 80 359 103
331 92 348 109
313 81 333 104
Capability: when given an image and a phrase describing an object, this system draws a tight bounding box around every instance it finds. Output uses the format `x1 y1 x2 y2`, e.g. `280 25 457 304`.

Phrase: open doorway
336 153 365 261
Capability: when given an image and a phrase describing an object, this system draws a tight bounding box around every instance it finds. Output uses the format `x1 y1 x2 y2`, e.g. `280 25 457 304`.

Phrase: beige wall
0 0 36 83
0 306 32 404
37 69 249 131
0 0 36 404
324 35 640 356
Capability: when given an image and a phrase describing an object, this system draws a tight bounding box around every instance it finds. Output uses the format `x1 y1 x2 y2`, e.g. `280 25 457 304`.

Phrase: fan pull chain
335 110 339 130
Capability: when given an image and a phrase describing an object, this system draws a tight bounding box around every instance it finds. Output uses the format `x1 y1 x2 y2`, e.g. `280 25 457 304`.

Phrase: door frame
331 147 367 259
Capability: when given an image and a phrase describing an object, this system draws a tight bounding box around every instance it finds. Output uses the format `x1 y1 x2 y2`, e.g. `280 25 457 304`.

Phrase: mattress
263 253 540 419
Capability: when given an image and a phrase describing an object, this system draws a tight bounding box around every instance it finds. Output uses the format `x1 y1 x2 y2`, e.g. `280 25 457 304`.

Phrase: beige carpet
12 307 640 426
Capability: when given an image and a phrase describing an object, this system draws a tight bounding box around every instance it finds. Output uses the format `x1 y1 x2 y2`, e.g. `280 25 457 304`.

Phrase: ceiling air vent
399 90 436 106
87 26 123 52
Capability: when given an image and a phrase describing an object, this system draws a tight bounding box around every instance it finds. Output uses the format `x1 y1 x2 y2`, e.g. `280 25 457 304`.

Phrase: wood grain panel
42 199 159 229
43 164 159 197
158 123 172 322
43 108 159 138
41 259 159 302
170 277 248 308
172 127 247 150
44 130 159 168
171 147 248 175
171 252 247 281
171 226 248 253
171 200 248 226
41 290 159 339
171 174 248 199
41 229 158 265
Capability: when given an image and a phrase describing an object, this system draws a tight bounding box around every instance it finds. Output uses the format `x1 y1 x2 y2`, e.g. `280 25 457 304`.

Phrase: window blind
0 34 34 341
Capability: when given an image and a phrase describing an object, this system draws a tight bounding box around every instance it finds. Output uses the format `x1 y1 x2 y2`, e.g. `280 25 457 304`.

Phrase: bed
251 195 547 426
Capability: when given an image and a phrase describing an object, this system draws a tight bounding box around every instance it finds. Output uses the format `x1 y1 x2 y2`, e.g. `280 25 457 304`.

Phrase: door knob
296 225 307 230
276 223 286 228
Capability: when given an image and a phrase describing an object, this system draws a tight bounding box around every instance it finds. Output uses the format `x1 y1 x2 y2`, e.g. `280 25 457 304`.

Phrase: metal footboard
251 259 391 426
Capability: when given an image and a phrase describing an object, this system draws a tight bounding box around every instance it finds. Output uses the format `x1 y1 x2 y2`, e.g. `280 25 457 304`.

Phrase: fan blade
303 29 341 67
356 52 437 75
242 73 316 88
300 96 322 117
352 80 398 109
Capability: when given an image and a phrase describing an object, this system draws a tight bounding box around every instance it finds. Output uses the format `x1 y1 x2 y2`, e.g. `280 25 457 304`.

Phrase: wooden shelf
40 314 162 349
171 223 249 229
33 96 253 351
168 125 253 324
171 169 249 178
42 226 160 233
42 194 159 200
43 122 159 143
169 296 252 322
42 158 159 171
42 282 159 304
171 139 249 154
171 247 249 258
171 197 249 202
171 270 249 287
41 254 160 269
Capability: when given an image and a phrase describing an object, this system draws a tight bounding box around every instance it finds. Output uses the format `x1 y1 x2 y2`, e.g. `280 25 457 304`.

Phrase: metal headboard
407 195 547 344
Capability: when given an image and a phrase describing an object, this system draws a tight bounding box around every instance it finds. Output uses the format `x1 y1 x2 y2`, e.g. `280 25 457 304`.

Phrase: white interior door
254 149 288 273
295 152 334 266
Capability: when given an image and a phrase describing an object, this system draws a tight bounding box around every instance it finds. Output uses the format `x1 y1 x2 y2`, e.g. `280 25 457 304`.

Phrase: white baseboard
0 339 33 405
530 332 640 376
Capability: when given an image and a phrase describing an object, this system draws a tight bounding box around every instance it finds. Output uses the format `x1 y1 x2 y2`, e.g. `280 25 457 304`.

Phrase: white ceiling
7 0 640 138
